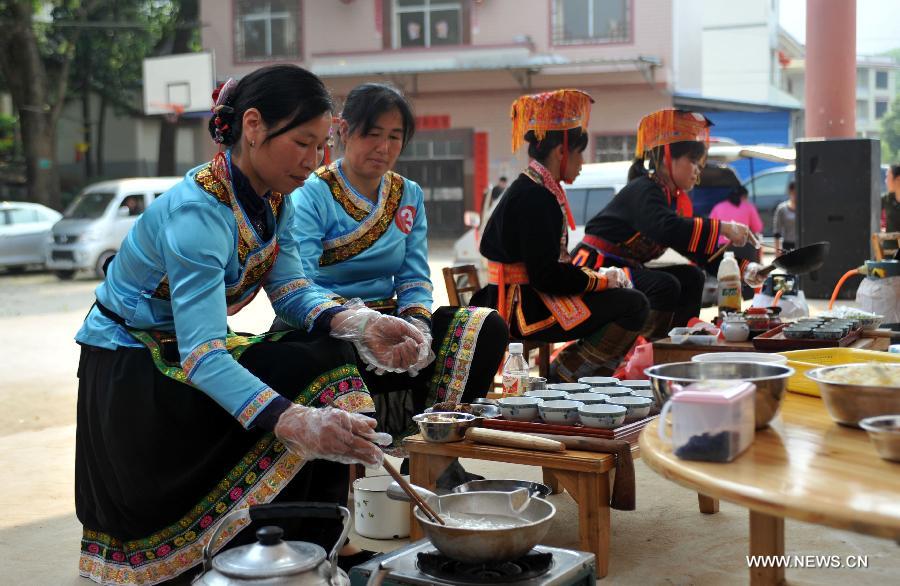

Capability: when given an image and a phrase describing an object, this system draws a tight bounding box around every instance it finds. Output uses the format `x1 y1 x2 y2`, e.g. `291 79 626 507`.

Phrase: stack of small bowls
496 378 654 427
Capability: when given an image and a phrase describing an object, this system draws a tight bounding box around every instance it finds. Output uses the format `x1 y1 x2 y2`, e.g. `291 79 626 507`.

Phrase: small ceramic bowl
828 321 851 336
497 396 542 422
812 327 844 340
578 403 627 429
566 392 609 405
618 380 652 391
577 376 620 387
630 387 656 402
538 399 584 425
547 382 592 393
525 389 569 401
607 396 653 420
598 386 634 399
783 326 813 339
859 415 900 462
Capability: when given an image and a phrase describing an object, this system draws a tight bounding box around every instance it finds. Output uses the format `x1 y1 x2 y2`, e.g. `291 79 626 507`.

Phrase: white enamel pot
353 475 411 539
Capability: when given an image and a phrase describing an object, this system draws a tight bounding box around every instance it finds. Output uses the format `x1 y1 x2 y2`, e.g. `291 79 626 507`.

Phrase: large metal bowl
644 361 794 429
413 412 477 442
806 364 900 427
452 479 552 499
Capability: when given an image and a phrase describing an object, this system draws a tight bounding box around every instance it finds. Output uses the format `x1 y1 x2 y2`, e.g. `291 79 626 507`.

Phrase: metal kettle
192 502 351 586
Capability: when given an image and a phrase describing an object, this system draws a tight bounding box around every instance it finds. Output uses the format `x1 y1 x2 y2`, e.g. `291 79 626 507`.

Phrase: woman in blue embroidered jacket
74 66 427 585
276 84 507 483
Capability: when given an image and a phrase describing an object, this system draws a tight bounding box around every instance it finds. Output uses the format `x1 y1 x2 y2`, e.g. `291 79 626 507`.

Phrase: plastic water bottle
717 251 742 317
501 342 530 397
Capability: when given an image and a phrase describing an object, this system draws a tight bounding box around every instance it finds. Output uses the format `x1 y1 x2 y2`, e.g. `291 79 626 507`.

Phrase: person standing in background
774 180 797 257
882 164 900 232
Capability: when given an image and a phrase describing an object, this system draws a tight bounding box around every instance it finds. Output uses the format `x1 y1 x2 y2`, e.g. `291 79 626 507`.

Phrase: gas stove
347 539 596 586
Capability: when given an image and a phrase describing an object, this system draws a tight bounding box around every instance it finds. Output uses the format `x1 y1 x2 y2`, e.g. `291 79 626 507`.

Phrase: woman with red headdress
472 89 649 382
570 109 765 339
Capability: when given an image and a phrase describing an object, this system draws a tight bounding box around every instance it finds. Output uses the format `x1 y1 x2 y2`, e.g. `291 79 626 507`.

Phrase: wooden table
639 393 900 585
653 334 887 365
403 434 640 578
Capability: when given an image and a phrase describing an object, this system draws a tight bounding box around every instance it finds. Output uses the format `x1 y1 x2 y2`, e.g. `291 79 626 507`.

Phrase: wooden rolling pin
465 427 566 452
529 433 626 453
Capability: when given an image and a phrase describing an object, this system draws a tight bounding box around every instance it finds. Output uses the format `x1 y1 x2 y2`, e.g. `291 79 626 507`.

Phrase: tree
881 93 900 164
0 0 95 209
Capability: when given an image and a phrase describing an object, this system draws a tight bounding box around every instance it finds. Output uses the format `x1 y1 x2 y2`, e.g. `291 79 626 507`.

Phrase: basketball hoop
150 102 186 124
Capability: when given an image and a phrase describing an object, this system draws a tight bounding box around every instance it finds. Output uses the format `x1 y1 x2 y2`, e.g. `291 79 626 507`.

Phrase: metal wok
386 482 555 563
759 241 830 277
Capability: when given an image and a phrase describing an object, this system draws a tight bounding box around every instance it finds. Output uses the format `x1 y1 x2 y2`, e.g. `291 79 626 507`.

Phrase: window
857 100 869 122
594 134 636 163
856 69 869 90
119 195 145 217
394 0 462 48
875 70 889 90
235 1 300 61
875 99 889 119
4 207 39 225
553 0 630 45
564 188 615 225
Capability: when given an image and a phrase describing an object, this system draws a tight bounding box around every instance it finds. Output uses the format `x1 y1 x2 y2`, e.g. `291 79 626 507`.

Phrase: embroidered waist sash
581 233 665 267
487 261 589 334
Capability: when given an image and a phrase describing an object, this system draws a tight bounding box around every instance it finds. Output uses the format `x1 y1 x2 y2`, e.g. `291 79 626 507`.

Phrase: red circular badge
395 205 416 234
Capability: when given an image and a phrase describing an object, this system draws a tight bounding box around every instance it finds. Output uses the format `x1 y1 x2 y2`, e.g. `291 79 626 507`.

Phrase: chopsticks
324 397 445 525
709 233 772 263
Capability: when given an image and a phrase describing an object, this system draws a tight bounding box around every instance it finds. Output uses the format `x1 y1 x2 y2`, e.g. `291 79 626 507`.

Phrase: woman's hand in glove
274 405 392 467
743 262 768 287
404 317 436 377
331 300 427 374
720 221 751 247
597 267 632 289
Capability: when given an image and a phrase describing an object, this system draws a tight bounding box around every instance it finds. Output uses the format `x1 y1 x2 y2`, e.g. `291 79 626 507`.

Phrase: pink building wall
200 0 679 212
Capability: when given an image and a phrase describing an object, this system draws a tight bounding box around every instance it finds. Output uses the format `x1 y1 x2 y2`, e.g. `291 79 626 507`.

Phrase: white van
46 177 180 279
452 161 632 280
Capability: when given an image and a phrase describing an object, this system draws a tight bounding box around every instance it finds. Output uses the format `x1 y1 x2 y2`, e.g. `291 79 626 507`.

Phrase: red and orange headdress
510 89 594 153
634 108 712 157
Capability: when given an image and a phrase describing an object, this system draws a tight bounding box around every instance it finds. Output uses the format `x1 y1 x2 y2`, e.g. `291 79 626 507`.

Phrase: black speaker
795 138 881 299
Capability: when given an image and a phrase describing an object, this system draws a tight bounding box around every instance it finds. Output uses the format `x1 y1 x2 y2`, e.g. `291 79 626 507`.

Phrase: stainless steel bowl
452 479 552 498
806 364 900 427
859 415 900 462
413 412 477 442
644 361 794 429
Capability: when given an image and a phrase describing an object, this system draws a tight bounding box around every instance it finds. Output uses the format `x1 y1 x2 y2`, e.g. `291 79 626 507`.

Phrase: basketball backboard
143 52 215 116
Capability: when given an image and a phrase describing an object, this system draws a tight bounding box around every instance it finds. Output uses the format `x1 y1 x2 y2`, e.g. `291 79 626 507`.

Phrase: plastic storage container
501 342 530 397
658 381 756 462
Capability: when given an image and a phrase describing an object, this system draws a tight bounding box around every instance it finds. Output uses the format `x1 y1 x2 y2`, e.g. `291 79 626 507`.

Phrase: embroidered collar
650 174 693 218
526 159 576 230
336 159 381 211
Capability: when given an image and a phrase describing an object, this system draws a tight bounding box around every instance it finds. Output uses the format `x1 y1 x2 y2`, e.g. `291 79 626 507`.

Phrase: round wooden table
639 393 900 585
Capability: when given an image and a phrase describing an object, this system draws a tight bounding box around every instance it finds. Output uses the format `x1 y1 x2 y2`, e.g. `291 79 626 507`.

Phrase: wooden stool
404 434 624 578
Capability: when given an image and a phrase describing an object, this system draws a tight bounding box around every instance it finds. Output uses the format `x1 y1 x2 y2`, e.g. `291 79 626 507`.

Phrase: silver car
0 201 62 273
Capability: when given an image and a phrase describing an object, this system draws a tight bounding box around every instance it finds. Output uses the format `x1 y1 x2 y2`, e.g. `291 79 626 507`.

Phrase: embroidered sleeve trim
688 217 703 253
400 306 433 320
304 300 343 331
270 278 311 304
705 219 720 255
237 387 278 428
182 339 227 379
395 280 434 294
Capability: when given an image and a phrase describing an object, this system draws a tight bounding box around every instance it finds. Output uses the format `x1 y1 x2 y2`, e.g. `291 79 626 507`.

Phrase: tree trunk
81 82 94 179
157 118 177 176
96 94 107 176
18 109 60 210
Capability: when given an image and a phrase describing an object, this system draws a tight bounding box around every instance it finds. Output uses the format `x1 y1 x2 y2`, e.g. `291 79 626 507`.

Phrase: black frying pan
760 241 830 277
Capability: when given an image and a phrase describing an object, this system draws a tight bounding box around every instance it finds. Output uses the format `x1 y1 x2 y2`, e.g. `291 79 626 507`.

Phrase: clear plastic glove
720 221 750 247
331 299 426 374
404 317 436 377
274 404 392 467
597 266 632 289
743 262 768 287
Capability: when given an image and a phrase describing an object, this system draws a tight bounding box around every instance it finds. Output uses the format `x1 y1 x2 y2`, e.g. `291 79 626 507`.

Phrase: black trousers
630 264 707 328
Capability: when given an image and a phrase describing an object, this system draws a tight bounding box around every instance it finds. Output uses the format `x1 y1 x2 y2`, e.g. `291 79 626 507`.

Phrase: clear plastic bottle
717 251 742 317
501 342 530 397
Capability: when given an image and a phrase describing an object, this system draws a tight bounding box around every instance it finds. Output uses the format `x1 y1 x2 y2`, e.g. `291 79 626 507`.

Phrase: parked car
46 177 180 279
0 201 63 273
